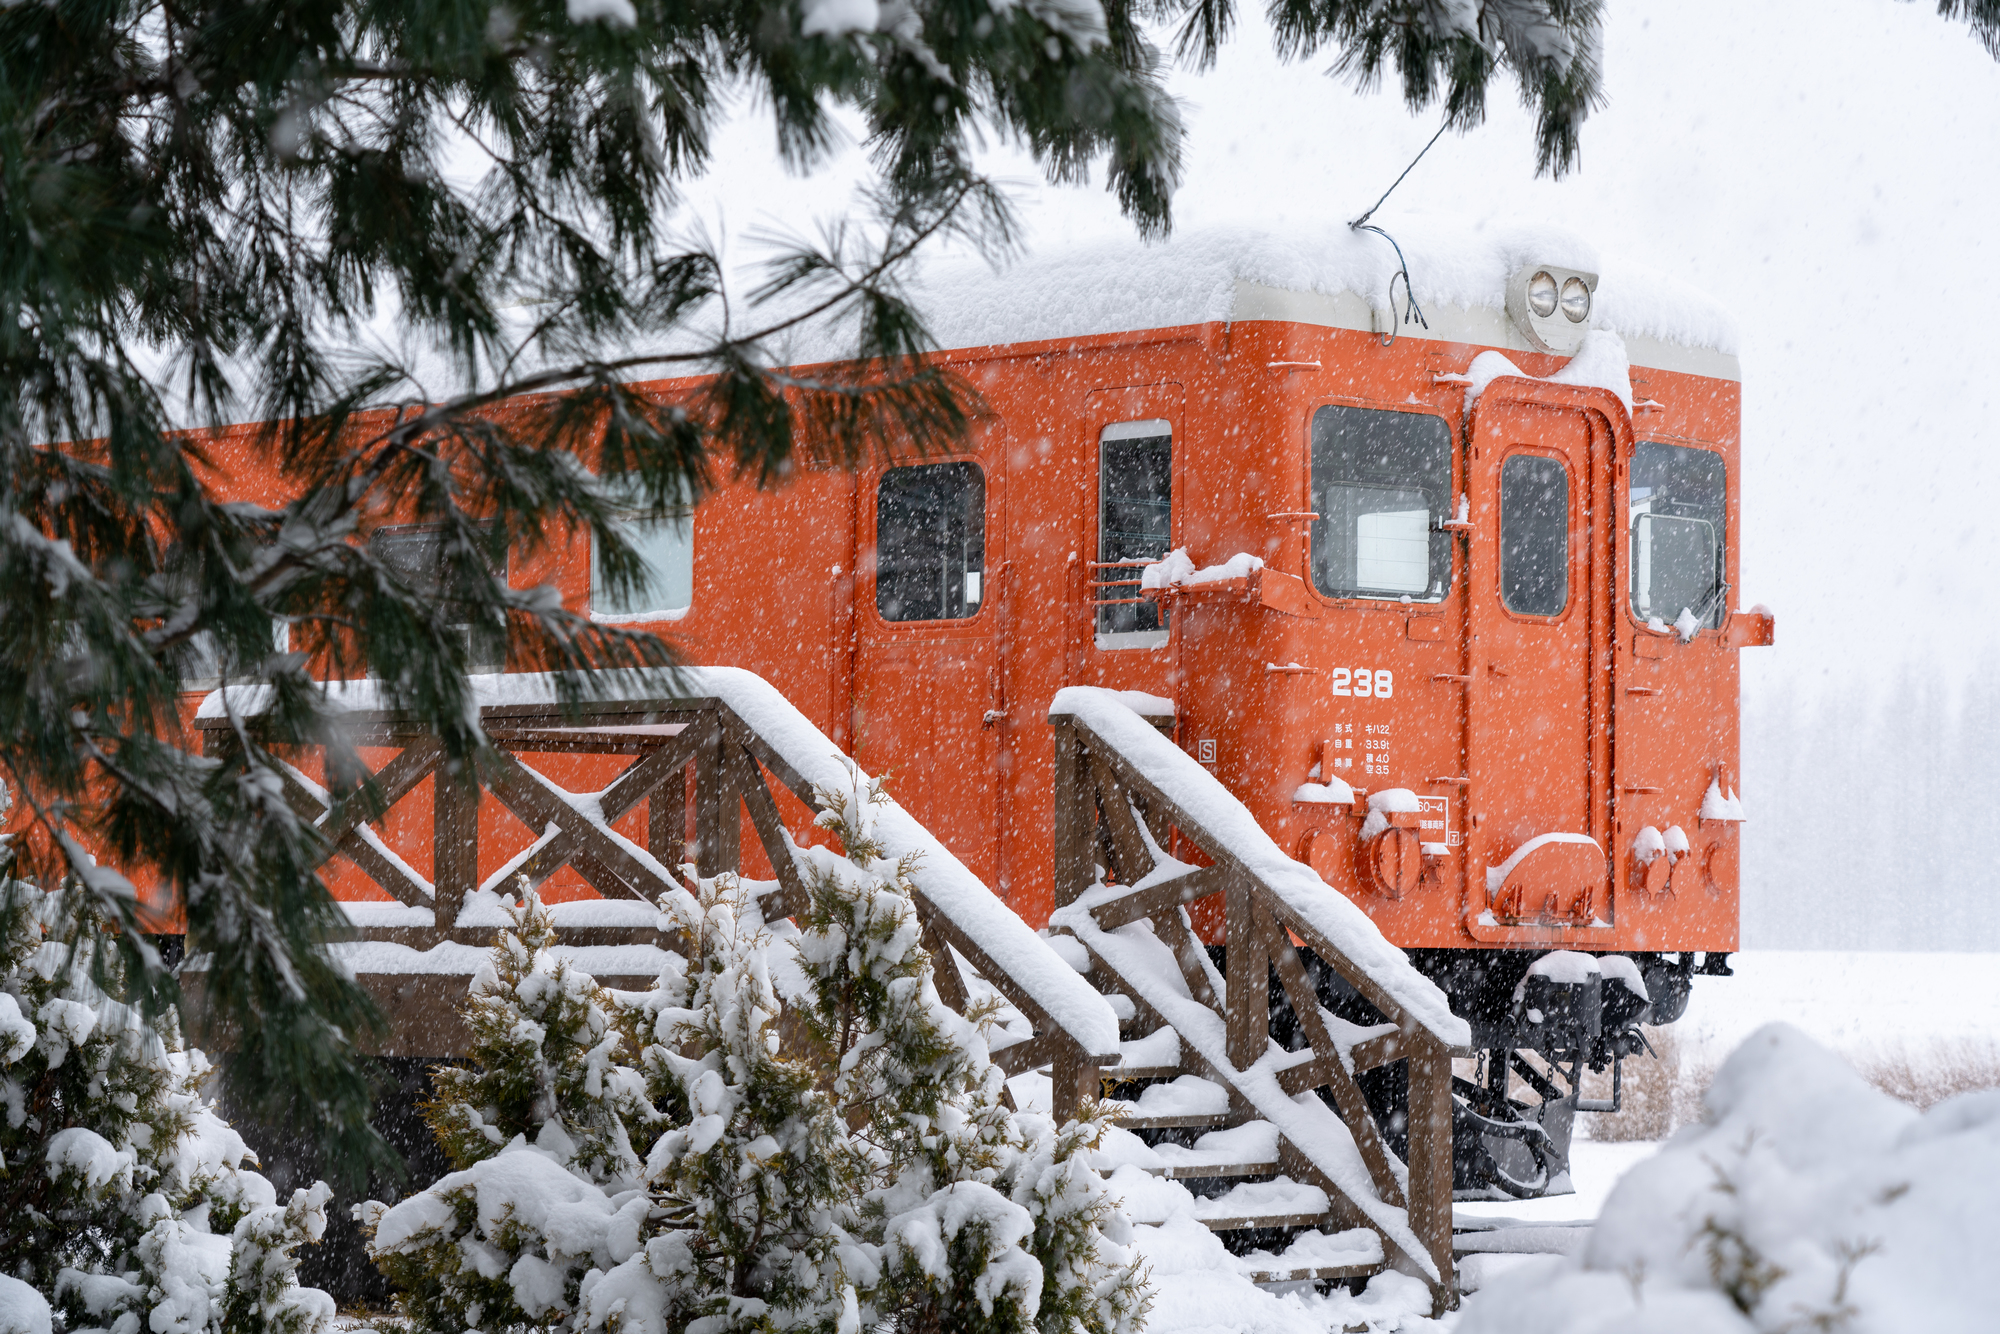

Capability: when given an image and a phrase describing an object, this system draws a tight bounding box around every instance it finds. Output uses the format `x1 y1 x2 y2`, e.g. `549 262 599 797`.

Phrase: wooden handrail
1044 704 1461 1305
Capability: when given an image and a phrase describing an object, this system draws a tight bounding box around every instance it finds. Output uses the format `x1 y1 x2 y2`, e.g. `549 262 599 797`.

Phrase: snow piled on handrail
197 668 1123 1060
700 668 1121 1058
1139 549 1263 591
196 669 682 719
1047 685 1468 1048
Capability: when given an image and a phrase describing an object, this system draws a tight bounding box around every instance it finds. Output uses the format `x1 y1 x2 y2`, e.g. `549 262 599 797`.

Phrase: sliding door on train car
850 422 1010 890
1463 383 1622 940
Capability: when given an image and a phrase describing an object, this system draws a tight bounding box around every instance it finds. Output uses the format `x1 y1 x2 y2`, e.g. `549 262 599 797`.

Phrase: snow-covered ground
1457 1141 1662 1229
1095 950 2000 1332
328 950 1994 1333
1460 1024 2000 1334
1674 950 2000 1062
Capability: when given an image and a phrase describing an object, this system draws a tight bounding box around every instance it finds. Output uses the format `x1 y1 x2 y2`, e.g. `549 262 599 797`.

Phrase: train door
1463 383 1619 932
851 424 1009 887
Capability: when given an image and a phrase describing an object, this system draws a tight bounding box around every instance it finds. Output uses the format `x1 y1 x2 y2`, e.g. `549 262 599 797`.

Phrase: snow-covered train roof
888 218 1739 381
150 216 1737 431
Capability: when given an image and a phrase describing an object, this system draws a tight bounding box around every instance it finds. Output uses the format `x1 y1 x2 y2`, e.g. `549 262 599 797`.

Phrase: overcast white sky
693 0 2000 701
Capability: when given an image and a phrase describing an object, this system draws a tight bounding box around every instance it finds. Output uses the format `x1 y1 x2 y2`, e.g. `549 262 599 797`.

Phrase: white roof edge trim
1225 280 1742 383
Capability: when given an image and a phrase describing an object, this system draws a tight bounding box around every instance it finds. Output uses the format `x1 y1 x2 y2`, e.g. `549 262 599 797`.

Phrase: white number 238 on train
1330 668 1394 698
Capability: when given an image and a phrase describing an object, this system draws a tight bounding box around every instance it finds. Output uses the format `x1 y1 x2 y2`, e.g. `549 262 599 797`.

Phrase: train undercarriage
1275 947 1735 1201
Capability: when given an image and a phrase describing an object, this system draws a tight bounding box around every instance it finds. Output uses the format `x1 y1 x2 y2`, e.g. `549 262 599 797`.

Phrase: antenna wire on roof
1349 118 1451 346
1349 119 1450 231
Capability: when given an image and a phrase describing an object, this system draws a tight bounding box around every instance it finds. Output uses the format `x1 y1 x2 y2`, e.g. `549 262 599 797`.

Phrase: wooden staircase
192 669 1466 1310
1045 688 1472 1310
191 668 1122 1084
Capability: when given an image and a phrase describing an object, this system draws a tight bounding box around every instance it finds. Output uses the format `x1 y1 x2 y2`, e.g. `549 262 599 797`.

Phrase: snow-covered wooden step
1191 1176 1333 1231
1103 1073 1232 1129
1105 1026 1182 1081
1095 1121 1283 1180
1059 901 1440 1275
1150 1121 1281 1180
1235 1227 1386 1283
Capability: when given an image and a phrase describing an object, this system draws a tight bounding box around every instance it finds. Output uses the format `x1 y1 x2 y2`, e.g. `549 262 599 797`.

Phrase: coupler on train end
1452 952 1655 1197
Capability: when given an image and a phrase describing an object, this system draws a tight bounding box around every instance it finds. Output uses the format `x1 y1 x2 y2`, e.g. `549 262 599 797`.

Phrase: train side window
591 475 694 620
182 620 290 690
875 461 985 622
1309 406 1452 602
1499 454 1570 616
370 523 510 671
1630 442 1727 629
1097 420 1173 646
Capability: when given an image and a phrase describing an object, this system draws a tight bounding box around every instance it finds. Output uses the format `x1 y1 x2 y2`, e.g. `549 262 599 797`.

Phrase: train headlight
1528 271 1559 318
1505 263 1600 355
1560 276 1591 323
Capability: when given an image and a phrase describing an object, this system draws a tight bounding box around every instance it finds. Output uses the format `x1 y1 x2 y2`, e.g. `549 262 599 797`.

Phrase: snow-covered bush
363 774 1148 1333
787 775 1149 1334
0 874 334 1334
423 887 654 1184
1461 1022 2000 1334
362 888 656 1331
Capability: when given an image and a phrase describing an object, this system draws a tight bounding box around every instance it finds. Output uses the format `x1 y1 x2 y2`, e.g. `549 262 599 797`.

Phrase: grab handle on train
1723 605 1775 649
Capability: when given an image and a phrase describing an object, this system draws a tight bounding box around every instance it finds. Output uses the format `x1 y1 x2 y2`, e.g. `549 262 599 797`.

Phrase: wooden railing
194 672 1121 1098
1045 690 1468 1308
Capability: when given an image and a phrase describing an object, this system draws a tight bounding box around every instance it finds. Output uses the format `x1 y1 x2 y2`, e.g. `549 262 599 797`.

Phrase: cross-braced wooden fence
195 685 1119 1103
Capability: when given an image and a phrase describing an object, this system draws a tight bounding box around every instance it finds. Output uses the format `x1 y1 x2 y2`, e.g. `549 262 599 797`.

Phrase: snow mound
1140 549 1263 590
0 1277 50 1334
1460 1022 2000 1334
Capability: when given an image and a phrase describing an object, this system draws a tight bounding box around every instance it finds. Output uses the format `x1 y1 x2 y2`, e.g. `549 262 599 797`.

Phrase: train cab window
875 461 985 622
1309 406 1451 602
590 475 694 620
1097 420 1173 646
1630 441 1727 629
1499 455 1570 616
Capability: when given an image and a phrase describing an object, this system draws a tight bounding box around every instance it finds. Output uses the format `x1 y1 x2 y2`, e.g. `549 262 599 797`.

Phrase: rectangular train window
1499 454 1570 616
1309 406 1451 601
370 523 510 670
1097 420 1173 646
591 474 694 619
1630 441 1727 629
182 619 290 690
875 461 985 622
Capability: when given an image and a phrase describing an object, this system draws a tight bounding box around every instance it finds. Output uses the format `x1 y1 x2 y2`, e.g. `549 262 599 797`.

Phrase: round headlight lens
1527 270 1558 319
1560 276 1591 323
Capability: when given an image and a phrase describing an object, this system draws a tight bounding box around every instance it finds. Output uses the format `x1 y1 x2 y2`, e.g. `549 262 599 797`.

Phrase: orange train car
185 224 1767 1192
